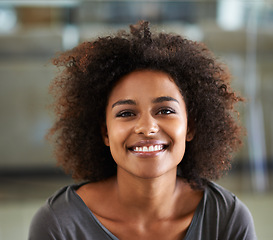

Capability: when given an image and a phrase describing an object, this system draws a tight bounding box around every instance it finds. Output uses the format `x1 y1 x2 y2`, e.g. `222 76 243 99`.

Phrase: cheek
171 123 188 162
107 122 133 165
107 121 131 147
167 120 188 142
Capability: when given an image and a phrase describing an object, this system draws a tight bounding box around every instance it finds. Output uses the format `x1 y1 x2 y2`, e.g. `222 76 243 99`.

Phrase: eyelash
116 107 176 118
157 108 176 115
116 111 135 118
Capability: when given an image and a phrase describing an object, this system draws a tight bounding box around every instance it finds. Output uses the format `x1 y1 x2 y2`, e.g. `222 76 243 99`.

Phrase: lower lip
129 149 166 158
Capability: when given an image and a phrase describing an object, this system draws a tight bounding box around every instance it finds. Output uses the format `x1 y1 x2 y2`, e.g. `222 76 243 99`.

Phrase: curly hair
48 21 243 189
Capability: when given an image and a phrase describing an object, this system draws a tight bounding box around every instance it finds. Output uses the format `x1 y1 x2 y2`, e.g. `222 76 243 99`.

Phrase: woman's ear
101 124 110 146
186 129 195 142
186 119 195 142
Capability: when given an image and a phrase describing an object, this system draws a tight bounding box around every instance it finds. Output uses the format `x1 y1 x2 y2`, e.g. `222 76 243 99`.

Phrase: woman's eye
116 111 135 118
157 108 176 115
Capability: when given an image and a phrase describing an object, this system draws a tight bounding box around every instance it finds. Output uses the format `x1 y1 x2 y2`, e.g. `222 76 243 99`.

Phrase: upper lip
127 140 168 149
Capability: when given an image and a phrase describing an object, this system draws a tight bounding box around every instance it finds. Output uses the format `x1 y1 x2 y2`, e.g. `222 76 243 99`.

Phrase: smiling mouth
129 144 166 153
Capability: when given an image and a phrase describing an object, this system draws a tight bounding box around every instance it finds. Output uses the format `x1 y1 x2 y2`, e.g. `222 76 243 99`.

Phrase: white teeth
133 145 164 152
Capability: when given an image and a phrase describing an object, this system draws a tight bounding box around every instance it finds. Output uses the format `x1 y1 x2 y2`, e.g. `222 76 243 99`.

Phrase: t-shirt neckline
71 182 206 240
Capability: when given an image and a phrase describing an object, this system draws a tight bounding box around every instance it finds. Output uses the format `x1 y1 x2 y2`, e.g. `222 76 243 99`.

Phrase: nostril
135 125 159 136
134 114 159 135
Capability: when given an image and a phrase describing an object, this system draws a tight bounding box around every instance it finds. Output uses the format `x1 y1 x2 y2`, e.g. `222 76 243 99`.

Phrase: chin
132 168 176 179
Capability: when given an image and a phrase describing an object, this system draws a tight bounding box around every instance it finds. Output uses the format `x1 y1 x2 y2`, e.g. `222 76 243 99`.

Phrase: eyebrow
112 99 136 108
111 96 179 108
152 96 179 104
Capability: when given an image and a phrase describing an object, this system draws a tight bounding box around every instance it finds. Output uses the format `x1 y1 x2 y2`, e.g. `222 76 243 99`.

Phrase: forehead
108 70 183 101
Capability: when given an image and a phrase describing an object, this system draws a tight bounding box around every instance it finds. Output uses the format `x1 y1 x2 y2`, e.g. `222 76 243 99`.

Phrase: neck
115 167 187 221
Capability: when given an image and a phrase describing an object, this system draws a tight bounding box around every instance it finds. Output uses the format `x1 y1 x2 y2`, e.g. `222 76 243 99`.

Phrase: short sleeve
28 203 64 240
223 197 257 240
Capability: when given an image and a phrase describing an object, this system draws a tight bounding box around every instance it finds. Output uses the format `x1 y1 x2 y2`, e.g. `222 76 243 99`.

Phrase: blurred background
0 0 272 239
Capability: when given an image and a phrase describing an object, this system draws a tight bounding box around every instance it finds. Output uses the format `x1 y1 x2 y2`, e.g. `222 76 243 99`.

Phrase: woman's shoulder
28 185 78 239
205 182 251 215
202 181 256 239
185 181 257 240
32 183 82 212
30 184 80 219
205 181 238 205
28 183 114 240
42 183 87 213
204 182 252 221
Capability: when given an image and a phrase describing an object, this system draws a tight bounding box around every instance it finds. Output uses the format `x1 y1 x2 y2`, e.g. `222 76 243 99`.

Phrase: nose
134 113 159 136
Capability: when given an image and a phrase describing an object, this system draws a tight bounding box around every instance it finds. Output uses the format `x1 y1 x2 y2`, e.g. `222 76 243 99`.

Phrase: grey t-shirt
29 181 256 240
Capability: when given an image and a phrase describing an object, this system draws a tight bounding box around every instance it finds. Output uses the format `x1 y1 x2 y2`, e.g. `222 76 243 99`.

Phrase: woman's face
103 70 194 179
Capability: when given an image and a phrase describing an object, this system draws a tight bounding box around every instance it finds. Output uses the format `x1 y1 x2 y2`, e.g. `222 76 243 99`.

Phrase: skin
77 70 203 240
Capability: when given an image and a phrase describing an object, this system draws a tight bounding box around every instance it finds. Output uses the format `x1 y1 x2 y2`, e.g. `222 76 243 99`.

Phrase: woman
29 21 256 239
